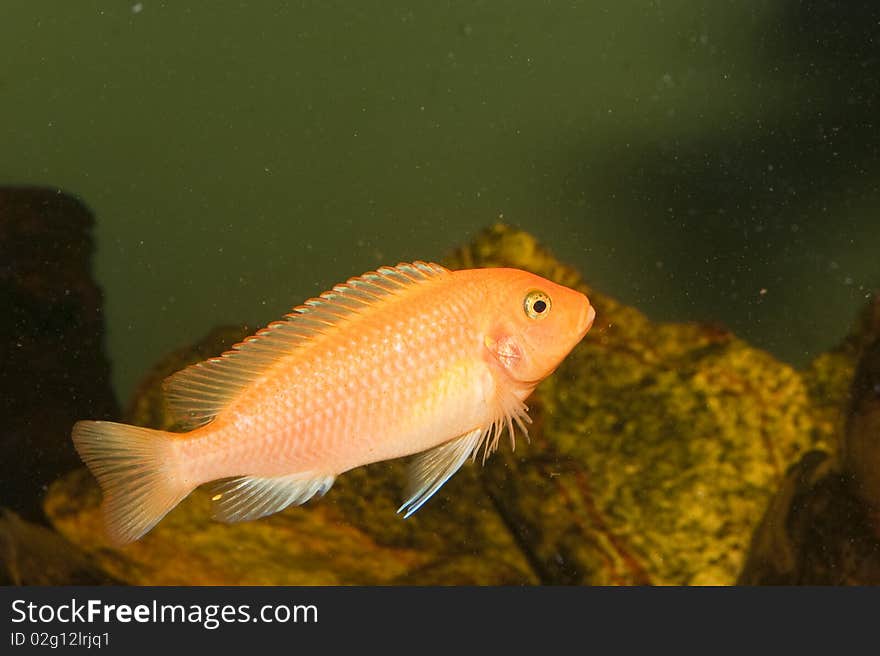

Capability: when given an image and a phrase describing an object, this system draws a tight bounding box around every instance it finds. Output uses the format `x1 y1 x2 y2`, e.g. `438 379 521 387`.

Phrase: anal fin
397 428 483 518
211 472 335 523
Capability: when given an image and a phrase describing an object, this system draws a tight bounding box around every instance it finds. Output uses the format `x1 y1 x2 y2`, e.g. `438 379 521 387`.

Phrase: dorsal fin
163 261 449 429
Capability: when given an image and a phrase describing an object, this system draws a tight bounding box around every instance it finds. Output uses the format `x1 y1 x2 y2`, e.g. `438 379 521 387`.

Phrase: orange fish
73 262 595 544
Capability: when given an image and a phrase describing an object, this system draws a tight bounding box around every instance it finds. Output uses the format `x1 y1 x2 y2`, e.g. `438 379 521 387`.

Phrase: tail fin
71 420 192 545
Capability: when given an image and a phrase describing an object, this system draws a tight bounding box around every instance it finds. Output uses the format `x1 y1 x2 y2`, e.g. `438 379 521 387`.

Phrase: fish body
73 262 594 544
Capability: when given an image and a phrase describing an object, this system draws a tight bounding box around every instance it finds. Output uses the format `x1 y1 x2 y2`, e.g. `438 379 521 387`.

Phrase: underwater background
1 2 878 584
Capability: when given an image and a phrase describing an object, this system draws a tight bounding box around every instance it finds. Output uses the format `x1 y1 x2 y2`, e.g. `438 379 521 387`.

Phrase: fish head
482 269 595 388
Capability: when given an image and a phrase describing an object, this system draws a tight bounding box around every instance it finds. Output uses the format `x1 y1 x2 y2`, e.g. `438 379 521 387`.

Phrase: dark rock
737 450 880 585
739 294 880 584
843 299 880 511
0 187 118 520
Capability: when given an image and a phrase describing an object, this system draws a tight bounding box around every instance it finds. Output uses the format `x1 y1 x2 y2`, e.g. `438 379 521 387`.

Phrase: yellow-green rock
45 224 843 585
0 508 117 585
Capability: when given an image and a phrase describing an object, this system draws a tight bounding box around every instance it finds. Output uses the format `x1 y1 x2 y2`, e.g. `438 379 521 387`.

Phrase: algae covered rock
0 508 117 585
45 468 429 585
45 224 838 585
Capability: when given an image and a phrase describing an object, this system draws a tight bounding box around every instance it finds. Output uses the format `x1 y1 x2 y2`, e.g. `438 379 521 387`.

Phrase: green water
1 1 877 401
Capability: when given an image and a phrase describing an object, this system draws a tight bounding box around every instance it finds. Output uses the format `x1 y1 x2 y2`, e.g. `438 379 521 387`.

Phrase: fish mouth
577 301 596 338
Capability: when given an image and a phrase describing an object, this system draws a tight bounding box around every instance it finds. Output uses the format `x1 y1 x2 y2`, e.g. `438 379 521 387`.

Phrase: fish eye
524 290 552 320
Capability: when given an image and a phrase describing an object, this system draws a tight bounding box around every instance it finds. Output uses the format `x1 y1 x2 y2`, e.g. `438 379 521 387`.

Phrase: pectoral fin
397 428 483 518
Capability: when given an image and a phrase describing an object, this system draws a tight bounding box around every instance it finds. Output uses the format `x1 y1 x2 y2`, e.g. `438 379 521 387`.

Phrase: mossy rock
45 224 846 584
0 508 117 585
